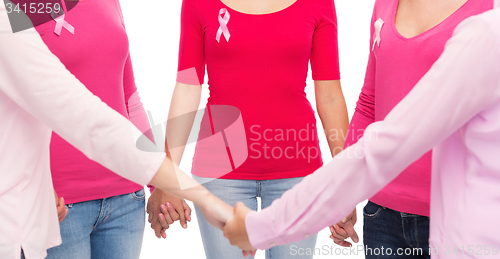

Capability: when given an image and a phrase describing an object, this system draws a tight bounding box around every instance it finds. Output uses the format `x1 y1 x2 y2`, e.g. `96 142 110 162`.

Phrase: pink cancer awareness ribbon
53 13 74 36
52 0 74 36
372 18 384 51
216 8 231 43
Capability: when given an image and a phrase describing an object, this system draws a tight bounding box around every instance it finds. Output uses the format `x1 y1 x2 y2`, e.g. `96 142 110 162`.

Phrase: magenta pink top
34 0 153 204
177 0 341 180
345 0 492 216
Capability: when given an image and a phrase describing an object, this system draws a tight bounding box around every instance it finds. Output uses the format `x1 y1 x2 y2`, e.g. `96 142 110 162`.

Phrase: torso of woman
347 0 493 216
35 0 143 204
178 0 341 180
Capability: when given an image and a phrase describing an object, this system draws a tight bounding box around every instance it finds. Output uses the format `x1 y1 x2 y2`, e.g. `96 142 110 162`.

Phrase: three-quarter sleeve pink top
177 0 341 180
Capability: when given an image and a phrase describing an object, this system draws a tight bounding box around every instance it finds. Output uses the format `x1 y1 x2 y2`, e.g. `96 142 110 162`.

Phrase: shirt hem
21 237 61 259
311 73 341 81
62 185 143 204
192 166 321 180
370 193 430 217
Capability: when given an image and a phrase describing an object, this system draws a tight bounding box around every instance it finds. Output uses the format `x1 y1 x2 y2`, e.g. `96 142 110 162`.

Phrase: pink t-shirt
178 0 341 180
34 0 152 204
345 0 493 216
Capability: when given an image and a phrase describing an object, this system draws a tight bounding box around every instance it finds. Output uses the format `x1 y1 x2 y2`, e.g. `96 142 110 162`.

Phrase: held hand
158 199 192 236
224 202 256 257
329 208 359 247
54 191 68 223
146 188 192 239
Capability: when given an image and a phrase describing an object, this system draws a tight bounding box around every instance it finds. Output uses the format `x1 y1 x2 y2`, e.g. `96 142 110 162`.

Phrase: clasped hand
147 189 256 257
223 202 256 257
198 200 257 257
146 188 192 239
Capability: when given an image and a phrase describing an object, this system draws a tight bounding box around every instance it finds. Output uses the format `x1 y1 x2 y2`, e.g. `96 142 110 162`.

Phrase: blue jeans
193 175 317 259
45 189 146 259
363 201 430 259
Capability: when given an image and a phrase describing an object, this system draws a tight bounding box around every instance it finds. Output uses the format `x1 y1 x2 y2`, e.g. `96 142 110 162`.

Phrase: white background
120 0 376 258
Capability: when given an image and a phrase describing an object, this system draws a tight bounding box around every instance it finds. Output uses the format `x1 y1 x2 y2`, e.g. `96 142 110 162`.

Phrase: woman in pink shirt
30 0 191 258
327 0 493 257
146 0 349 258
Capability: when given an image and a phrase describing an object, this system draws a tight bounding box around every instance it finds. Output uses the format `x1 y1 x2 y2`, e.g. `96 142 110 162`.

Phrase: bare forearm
315 80 349 156
165 82 202 165
149 83 201 193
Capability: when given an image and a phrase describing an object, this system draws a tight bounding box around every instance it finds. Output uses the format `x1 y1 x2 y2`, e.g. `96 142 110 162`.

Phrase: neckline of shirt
391 0 473 41
217 0 301 16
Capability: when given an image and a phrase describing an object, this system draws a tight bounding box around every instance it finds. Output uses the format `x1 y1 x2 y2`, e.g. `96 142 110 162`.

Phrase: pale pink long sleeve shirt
246 8 500 258
0 3 165 259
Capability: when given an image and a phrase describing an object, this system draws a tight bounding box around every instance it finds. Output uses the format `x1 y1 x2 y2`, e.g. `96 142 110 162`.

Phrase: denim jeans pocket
363 201 383 218
131 188 146 201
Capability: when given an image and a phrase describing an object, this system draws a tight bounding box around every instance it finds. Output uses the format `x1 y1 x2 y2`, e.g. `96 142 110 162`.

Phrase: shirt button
270 242 276 247
305 234 310 238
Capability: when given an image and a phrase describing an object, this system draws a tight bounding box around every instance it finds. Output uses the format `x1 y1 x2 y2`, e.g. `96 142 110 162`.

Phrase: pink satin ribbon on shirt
53 13 74 36
52 1 74 36
372 18 384 51
216 8 231 43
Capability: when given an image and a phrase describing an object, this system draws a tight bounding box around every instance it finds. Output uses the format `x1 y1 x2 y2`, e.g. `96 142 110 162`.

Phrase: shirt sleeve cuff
311 72 341 81
245 210 287 250
176 67 203 85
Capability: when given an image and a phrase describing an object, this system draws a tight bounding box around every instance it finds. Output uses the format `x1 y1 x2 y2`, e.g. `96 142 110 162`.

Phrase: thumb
179 205 188 229
235 201 243 208
234 202 252 224
182 200 192 222
235 201 249 214
342 220 359 243
58 197 65 208
54 190 58 205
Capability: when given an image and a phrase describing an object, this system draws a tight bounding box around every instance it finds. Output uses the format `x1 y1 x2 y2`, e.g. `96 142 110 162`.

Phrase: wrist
194 189 215 211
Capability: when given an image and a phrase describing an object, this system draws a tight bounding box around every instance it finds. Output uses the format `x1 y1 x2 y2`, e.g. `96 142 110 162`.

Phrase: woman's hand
329 208 359 247
54 190 68 223
223 202 256 257
147 188 192 239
